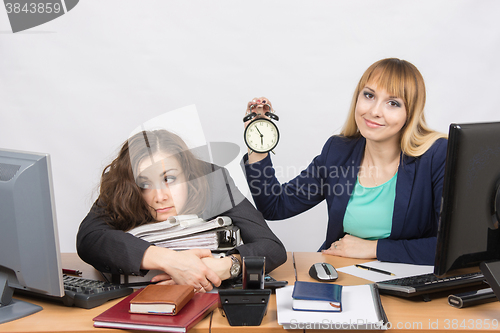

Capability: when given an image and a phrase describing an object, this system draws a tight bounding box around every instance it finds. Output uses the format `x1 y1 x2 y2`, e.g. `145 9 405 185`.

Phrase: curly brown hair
97 130 208 231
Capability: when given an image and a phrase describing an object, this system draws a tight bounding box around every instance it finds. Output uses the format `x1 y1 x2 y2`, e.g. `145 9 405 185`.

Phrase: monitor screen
434 122 500 277
0 149 64 324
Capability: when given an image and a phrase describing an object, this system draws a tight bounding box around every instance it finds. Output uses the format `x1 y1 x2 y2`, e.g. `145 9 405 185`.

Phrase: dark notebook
93 289 218 332
292 281 342 312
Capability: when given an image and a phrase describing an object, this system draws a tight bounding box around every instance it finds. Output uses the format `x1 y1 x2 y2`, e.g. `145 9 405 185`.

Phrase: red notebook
93 289 219 332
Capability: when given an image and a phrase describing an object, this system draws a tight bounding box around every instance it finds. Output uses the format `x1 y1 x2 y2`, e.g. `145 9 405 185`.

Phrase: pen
62 268 82 276
355 264 395 276
292 253 298 281
121 281 157 288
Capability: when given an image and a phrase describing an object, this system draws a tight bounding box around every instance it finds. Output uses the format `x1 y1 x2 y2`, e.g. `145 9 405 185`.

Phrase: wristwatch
228 255 241 278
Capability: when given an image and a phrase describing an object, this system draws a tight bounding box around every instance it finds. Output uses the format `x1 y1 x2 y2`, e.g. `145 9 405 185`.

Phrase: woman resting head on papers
243 58 447 265
77 129 286 292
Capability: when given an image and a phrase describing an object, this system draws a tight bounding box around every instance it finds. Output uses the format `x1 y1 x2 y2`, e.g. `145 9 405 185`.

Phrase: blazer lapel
391 154 416 239
325 137 365 247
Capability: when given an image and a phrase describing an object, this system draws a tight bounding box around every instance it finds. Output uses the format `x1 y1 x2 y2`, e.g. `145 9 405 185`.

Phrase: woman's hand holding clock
244 97 280 164
245 97 273 122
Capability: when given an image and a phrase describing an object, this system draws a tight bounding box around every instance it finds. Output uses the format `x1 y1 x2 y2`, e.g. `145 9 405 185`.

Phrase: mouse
309 262 338 282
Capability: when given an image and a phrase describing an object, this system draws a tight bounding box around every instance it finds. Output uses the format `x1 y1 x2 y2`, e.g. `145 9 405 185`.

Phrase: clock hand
255 127 264 142
255 127 264 145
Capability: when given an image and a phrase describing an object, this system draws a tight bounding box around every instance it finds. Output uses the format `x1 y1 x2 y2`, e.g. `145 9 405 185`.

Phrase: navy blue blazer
244 135 448 265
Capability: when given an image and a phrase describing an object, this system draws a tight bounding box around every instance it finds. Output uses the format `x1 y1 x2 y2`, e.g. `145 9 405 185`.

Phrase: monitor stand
0 273 42 324
480 260 500 302
482 186 500 299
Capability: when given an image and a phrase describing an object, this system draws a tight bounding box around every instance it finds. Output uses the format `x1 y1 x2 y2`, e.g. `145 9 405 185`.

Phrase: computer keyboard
16 275 134 309
376 271 486 298
60 275 134 308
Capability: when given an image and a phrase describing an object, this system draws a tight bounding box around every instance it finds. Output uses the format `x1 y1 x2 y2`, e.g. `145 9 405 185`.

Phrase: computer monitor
0 149 64 324
434 122 500 277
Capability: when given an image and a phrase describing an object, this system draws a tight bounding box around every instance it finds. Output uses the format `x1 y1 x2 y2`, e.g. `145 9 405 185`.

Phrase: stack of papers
154 226 241 251
155 233 220 250
127 216 232 243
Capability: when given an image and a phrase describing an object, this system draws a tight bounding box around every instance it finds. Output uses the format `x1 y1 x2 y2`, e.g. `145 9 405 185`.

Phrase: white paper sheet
337 261 434 282
276 285 387 330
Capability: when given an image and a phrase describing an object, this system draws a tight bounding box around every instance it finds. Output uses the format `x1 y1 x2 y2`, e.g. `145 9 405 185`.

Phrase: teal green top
343 172 397 240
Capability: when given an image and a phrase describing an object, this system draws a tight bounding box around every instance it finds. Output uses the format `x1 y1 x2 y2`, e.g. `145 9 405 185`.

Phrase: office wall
1 1 499 253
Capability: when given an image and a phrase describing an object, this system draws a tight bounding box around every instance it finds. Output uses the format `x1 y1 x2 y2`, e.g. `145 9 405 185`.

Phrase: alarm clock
243 104 280 154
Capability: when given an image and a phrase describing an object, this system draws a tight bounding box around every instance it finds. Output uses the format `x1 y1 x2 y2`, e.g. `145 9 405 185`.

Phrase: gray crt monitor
0 149 64 324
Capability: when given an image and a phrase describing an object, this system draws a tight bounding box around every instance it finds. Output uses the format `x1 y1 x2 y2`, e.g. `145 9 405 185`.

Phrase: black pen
355 264 395 276
121 281 158 288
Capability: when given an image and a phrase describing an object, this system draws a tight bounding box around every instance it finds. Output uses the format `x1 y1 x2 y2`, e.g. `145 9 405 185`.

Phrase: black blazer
77 163 286 276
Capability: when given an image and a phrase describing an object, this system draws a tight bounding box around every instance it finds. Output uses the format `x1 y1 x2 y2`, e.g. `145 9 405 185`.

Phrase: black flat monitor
434 122 500 277
0 149 64 324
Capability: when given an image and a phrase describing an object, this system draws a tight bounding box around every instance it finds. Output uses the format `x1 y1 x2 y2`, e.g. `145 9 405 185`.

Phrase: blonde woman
244 58 447 265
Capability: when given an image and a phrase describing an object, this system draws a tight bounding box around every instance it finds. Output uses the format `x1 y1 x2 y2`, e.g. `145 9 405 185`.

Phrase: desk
0 254 211 333
1 253 500 332
293 252 500 332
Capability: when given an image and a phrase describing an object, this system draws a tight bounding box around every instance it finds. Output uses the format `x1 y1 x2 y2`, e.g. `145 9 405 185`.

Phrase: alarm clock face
244 118 280 153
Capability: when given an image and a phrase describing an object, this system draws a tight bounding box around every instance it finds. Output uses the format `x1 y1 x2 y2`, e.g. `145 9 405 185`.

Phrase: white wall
1 0 499 254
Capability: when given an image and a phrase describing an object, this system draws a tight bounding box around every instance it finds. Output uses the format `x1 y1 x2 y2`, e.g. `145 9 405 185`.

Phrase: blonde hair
341 58 446 157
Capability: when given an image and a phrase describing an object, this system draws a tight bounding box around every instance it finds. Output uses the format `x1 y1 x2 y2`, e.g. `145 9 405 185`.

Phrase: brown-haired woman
244 58 447 265
77 129 286 292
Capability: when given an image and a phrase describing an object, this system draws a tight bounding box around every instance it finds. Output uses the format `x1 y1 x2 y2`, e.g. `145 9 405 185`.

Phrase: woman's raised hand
244 96 273 126
244 97 275 164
